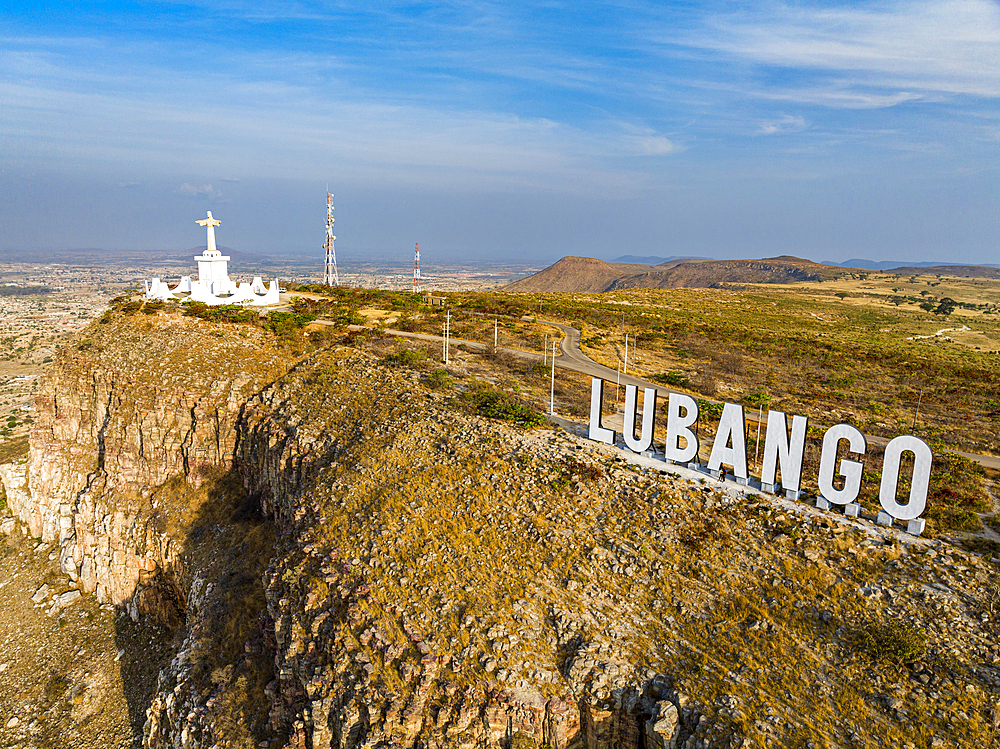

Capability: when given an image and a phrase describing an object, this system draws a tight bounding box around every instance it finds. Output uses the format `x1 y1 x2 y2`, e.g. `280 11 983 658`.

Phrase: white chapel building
144 211 279 306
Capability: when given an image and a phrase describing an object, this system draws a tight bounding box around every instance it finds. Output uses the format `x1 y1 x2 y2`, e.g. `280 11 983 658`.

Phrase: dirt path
908 324 972 340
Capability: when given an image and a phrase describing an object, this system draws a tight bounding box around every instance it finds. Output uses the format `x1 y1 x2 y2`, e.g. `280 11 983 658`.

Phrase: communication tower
413 242 421 292
323 192 339 286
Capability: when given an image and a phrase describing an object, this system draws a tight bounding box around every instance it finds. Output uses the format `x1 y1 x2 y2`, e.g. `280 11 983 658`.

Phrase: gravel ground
0 526 173 749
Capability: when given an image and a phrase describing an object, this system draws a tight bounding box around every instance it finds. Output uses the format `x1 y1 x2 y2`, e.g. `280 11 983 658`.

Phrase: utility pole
493 319 498 354
549 340 556 415
443 310 452 364
623 333 629 375
912 387 923 431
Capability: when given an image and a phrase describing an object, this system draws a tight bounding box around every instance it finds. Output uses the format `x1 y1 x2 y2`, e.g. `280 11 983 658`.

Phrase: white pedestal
736 477 748 486
906 518 926 536
844 503 861 517
816 496 831 511
876 511 893 526
785 489 800 501
761 482 775 493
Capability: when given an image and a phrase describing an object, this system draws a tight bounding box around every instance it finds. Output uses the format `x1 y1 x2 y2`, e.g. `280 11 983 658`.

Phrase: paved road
335 319 1000 471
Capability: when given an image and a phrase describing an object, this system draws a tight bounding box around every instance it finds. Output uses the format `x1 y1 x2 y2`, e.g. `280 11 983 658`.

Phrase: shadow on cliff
114 467 279 748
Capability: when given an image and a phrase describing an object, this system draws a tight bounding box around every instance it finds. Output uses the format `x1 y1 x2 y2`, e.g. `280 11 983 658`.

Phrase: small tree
933 298 957 316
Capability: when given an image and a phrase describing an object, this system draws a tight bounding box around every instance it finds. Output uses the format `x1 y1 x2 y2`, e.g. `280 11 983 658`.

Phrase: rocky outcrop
143 349 714 749
1 312 293 614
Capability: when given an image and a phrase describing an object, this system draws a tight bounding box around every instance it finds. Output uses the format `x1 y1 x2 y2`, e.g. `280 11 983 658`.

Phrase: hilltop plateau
505 257 839 293
506 256 1000 293
0 292 998 749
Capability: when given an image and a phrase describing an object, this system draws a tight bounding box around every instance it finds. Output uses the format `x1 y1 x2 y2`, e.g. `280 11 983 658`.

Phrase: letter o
879 435 933 521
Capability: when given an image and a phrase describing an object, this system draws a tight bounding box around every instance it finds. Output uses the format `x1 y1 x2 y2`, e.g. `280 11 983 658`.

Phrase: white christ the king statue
196 211 222 253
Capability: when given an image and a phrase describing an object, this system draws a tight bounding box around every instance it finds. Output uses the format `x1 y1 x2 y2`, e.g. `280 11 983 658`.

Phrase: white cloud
633 135 681 155
758 114 808 135
667 0 1000 105
175 183 225 200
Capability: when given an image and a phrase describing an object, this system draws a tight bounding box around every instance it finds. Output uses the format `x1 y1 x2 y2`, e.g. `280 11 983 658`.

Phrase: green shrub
653 370 690 388
265 310 317 338
928 452 990 511
743 388 772 408
925 507 983 532
465 389 545 428
383 349 426 367
424 368 453 390
183 302 258 325
856 619 927 665
696 399 724 418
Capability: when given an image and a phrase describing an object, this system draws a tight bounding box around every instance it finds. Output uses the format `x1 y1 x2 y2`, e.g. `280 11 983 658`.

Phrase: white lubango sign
588 378 933 534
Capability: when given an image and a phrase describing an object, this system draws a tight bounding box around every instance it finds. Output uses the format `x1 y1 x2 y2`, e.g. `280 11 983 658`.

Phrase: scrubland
2 277 997 749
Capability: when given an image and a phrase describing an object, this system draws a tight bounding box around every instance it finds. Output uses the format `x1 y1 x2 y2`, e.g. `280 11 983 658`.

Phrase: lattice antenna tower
323 191 339 286
413 242 421 292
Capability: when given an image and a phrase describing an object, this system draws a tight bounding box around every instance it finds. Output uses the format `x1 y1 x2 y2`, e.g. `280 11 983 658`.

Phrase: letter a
707 403 748 479
588 378 614 444
623 384 656 454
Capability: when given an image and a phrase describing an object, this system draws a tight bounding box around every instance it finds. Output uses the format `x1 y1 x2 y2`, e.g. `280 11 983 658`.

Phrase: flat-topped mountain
505 255 838 293
884 265 1000 280
504 256 662 293
506 254 1000 293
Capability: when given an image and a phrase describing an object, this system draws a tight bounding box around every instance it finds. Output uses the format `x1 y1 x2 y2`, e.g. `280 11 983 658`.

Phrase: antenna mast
323 192 339 286
412 242 421 292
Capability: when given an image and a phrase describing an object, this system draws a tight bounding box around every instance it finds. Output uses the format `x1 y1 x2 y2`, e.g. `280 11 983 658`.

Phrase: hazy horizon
2 2 998 266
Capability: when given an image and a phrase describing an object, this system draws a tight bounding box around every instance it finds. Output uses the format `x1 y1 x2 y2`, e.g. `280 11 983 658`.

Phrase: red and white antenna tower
323 192 339 286
412 242 421 292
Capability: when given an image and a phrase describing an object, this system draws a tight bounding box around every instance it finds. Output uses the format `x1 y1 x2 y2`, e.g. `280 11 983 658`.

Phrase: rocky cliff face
143 349 711 749
4 313 292 615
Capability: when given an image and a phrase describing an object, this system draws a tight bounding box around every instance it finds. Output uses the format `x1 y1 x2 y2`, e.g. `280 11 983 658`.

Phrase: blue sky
1 1 998 265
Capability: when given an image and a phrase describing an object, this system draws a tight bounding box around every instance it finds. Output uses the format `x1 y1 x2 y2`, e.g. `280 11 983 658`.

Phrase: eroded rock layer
6 314 292 613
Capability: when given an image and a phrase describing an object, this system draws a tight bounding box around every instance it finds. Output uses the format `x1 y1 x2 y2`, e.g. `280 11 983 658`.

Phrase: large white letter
588 378 614 444
707 403 748 479
760 411 809 492
664 393 699 463
879 435 933 521
818 424 866 505
623 384 656 454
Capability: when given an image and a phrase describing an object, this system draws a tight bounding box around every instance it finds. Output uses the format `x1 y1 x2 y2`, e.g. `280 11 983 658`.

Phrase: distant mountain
503 257 658 293
505 255 839 293
824 258 1000 271
611 255 710 265
881 265 1000 280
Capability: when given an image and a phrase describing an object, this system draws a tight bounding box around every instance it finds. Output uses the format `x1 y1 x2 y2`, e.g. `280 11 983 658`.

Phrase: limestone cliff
4 313 293 614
